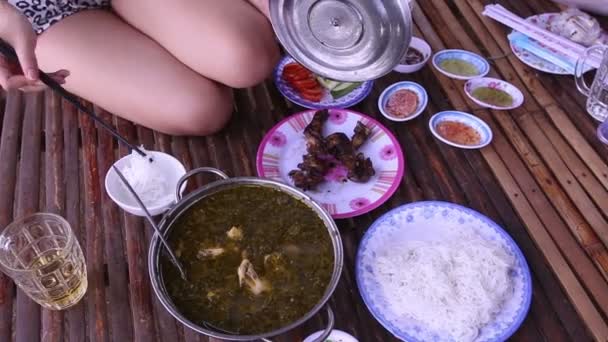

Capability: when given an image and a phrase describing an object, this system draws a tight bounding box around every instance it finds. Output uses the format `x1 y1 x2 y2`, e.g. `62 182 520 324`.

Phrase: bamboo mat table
1 0 608 341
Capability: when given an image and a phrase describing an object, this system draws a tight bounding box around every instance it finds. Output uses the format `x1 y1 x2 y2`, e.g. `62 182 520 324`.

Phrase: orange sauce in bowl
436 121 482 146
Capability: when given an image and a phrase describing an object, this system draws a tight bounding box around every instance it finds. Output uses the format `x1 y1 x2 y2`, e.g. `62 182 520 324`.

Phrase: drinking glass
0 213 87 310
598 119 608 145
575 45 608 122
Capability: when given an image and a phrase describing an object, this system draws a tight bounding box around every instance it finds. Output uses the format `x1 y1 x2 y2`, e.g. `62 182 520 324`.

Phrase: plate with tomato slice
275 56 374 109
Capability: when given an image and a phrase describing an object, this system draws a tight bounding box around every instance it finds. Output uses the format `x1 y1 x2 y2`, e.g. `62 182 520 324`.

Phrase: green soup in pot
161 185 334 335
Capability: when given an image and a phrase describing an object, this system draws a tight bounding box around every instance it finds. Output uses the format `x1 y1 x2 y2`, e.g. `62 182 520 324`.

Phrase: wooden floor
1 0 608 341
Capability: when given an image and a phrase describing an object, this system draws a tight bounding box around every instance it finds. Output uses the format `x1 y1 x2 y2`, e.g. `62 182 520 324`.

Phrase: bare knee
221 24 280 88
151 86 233 136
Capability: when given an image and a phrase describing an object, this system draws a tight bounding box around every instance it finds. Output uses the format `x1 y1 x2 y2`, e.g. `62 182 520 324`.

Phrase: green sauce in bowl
439 59 479 77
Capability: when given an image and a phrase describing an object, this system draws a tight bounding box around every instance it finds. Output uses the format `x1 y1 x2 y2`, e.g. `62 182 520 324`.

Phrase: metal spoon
111 165 187 280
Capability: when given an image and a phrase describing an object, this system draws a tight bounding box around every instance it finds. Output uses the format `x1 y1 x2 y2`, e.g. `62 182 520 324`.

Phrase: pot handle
311 306 335 342
175 167 229 201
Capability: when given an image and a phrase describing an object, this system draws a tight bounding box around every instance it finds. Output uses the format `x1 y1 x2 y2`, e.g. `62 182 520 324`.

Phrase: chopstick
483 4 602 69
111 165 187 280
0 39 150 160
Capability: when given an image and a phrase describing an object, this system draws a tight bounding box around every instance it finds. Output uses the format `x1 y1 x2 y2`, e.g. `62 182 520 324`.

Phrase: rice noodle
375 230 515 341
120 149 172 207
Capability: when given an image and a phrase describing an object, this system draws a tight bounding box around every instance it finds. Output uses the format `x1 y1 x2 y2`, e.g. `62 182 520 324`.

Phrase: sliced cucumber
333 81 359 92
331 82 361 99
316 76 341 91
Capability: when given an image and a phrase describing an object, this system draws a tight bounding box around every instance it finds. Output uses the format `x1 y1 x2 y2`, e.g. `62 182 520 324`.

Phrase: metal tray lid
270 0 413 82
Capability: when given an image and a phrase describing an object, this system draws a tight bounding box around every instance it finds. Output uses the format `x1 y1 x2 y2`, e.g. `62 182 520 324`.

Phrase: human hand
0 2 69 91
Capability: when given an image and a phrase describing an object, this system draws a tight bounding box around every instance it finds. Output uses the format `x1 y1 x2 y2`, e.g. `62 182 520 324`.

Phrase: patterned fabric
8 0 110 34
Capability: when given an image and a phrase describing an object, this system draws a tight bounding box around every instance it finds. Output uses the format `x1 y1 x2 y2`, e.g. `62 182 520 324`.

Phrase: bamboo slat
164 131 204 342
115 117 157 342
187 137 213 187
485 109 608 250
80 107 109 342
61 99 86 342
96 108 134 342
0 90 21 342
530 110 608 211
135 126 182 342
483 145 608 341
15 92 43 342
537 76 608 164
42 91 64 342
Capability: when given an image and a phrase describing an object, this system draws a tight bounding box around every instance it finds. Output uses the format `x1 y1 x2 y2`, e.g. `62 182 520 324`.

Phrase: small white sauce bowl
304 329 358 342
429 111 493 149
378 81 428 122
432 49 490 80
105 151 187 217
464 77 524 110
393 37 432 74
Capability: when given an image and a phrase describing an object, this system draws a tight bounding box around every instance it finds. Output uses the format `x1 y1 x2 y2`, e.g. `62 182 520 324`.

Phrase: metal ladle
111 165 187 280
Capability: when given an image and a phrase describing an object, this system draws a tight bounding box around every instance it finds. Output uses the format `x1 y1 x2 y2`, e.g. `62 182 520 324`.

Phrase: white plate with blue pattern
274 56 374 110
356 201 532 342
432 50 490 80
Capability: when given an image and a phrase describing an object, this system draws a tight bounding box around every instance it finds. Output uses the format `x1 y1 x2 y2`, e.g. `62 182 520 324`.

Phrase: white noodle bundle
376 231 515 341
120 149 173 207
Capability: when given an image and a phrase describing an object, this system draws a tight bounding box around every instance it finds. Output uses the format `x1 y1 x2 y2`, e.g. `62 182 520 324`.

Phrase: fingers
0 47 70 90
0 3 39 81
0 67 70 92
0 56 30 89
6 74 31 89
51 69 70 83
17 82 46 93
0 4 72 90
0 56 11 89
12 34 38 81
17 69 71 92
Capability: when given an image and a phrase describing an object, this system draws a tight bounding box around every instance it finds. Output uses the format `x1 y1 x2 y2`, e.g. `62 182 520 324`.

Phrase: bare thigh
111 0 279 88
36 10 233 136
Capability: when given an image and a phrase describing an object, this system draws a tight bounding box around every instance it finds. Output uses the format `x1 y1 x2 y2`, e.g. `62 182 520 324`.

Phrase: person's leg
35 10 233 136
245 0 270 19
111 0 280 89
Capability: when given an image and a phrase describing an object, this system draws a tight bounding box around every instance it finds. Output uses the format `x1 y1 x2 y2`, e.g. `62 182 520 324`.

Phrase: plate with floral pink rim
256 109 405 219
274 56 375 110
510 13 607 75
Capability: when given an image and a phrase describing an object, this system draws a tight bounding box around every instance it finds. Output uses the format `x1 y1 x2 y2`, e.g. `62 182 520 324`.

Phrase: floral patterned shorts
9 0 111 34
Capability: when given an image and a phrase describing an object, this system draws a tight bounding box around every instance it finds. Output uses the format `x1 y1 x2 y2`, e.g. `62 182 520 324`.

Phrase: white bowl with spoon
105 149 187 217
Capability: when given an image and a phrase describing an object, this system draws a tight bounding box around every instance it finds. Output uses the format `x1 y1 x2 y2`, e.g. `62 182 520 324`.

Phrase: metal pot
148 168 343 342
